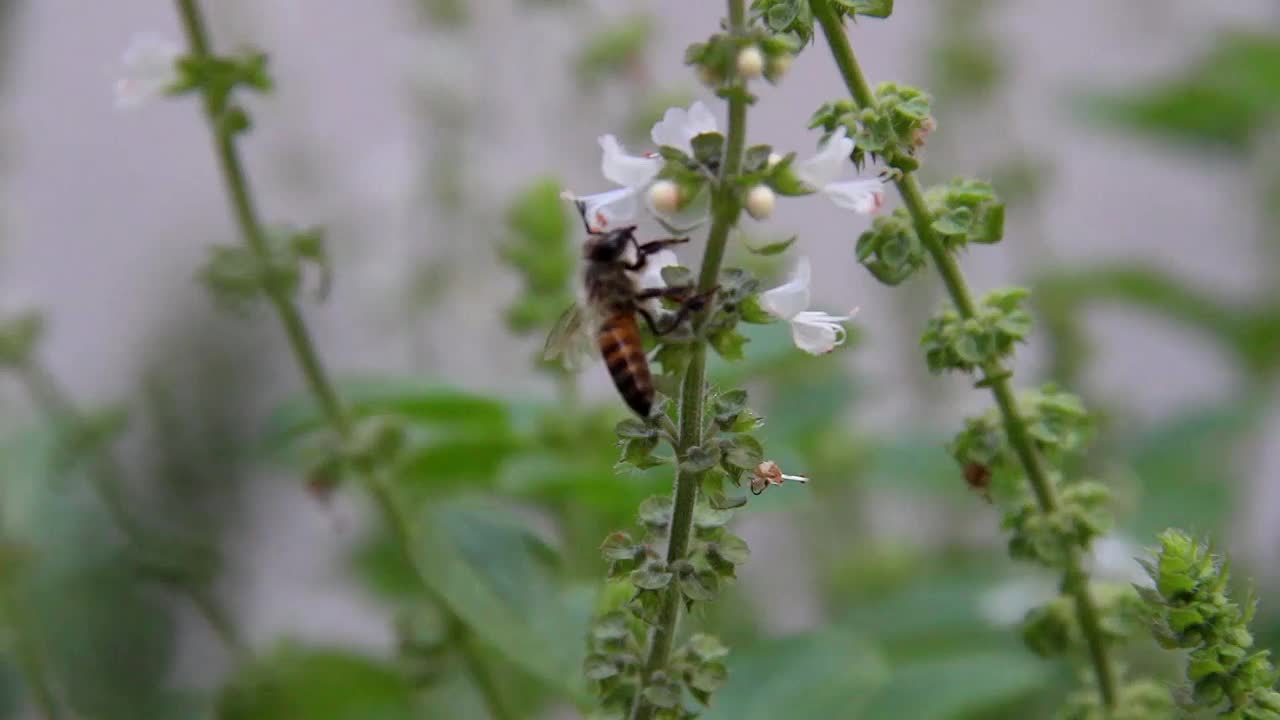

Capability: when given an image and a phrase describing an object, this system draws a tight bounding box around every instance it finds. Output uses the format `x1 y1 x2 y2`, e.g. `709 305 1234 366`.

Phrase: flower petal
649 185 710 233
637 249 679 290
599 135 661 189
578 186 639 230
115 33 182 110
823 178 885 214
794 126 854 189
684 101 718 137
650 101 718 155
758 257 812 321
789 311 850 355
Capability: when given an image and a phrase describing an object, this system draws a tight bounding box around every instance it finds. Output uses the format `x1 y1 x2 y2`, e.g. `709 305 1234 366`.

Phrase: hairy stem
17 362 247 658
810 0 1118 707
173 2 512 717
630 2 748 718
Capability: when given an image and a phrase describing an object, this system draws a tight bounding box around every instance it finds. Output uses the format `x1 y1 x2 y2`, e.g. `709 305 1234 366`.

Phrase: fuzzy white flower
571 101 719 230
758 257 856 355
650 100 718 156
115 33 182 110
794 126 885 214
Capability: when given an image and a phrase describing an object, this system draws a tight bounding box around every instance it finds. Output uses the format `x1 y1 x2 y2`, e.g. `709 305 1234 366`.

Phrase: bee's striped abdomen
598 313 653 416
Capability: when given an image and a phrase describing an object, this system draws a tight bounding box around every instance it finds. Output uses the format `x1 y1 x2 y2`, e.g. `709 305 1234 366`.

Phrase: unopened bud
911 117 937 149
647 180 681 215
745 185 776 220
766 152 784 169
736 46 764 79
767 54 792 80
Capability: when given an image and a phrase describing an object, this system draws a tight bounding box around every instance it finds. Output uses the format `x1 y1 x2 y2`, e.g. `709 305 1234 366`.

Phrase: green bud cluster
752 0 892 44
1140 530 1280 717
172 50 272 134
1057 676 1177 720
1024 582 1145 658
950 385 1093 470
809 81 931 171
922 287 1031 374
923 177 1005 248
201 226 328 313
685 26 800 89
0 310 44 369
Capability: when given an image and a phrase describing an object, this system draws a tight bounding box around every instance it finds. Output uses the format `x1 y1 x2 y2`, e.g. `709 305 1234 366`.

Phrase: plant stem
810 0 1118 708
0 582 61 720
630 3 748 718
16 362 248 658
173 2 512 717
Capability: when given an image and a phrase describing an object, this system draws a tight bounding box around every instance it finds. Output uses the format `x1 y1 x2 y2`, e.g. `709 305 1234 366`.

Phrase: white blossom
650 100 718 156
758 257 856 355
794 126 885 214
570 101 719 230
115 33 182 110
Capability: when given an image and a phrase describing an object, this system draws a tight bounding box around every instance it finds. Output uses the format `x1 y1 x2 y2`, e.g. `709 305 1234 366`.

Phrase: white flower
736 47 764 79
115 33 182 110
571 101 718 230
650 101 718 156
744 185 775 220
758 257 856 355
637 249 679 291
768 54 793 80
794 126 885 214
573 135 662 230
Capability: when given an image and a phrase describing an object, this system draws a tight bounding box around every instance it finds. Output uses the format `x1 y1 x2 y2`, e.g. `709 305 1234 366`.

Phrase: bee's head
584 226 636 263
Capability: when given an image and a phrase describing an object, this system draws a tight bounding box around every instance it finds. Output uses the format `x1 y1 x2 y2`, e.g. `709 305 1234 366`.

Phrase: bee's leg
625 236 690 270
635 286 720 336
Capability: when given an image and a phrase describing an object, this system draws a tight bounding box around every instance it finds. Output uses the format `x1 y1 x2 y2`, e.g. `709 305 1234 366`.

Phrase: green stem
173 2 510 716
630 3 748 719
810 0 1118 708
17 362 248 659
1 583 61 720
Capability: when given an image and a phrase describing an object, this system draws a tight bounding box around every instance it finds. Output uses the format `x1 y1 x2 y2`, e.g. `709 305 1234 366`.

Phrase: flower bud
698 65 723 87
911 117 937 149
736 46 764 79
744 185 776 220
647 180 681 215
766 152 784 169
767 54 792 80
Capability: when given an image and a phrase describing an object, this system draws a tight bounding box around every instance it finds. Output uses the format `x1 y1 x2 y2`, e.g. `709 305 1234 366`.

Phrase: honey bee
544 202 714 416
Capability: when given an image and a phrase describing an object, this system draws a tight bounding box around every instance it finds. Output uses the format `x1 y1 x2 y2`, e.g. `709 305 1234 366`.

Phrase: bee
544 203 715 416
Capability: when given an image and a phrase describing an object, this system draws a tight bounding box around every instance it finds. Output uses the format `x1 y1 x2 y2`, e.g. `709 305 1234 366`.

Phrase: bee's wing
543 303 598 371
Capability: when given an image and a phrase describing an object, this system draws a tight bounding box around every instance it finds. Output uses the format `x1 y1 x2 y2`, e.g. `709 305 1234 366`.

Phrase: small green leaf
631 565 674 590
722 435 764 470
638 496 674 528
600 532 637 561
709 328 749 361
584 655 619 681
683 444 721 474
690 661 729 693
711 533 751 565
643 680 682 709
615 418 656 440
691 132 726 166
680 568 719 602
742 235 797 256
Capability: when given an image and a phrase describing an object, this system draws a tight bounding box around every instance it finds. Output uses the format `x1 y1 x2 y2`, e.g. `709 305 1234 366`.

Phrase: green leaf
711 533 751 565
397 502 585 700
704 627 887 720
1081 31 1280 151
218 645 415 720
615 418 656 440
683 444 722 474
848 0 892 19
722 434 764 470
709 328 749 361
860 650 1050 719
584 655 619 681
691 132 726 166
631 565 673 590
742 235 797 256
689 661 729 693
680 568 719 602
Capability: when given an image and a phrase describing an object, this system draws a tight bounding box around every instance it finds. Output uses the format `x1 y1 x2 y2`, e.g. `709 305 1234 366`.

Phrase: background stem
17 362 248 658
173 2 513 717
630 2 748 718
810 0 1118 707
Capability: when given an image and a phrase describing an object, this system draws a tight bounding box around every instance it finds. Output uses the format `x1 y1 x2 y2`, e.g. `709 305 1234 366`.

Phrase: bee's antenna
573 199 596 234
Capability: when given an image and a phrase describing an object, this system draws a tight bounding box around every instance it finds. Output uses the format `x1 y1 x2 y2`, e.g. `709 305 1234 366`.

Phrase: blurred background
1 0 1279 717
